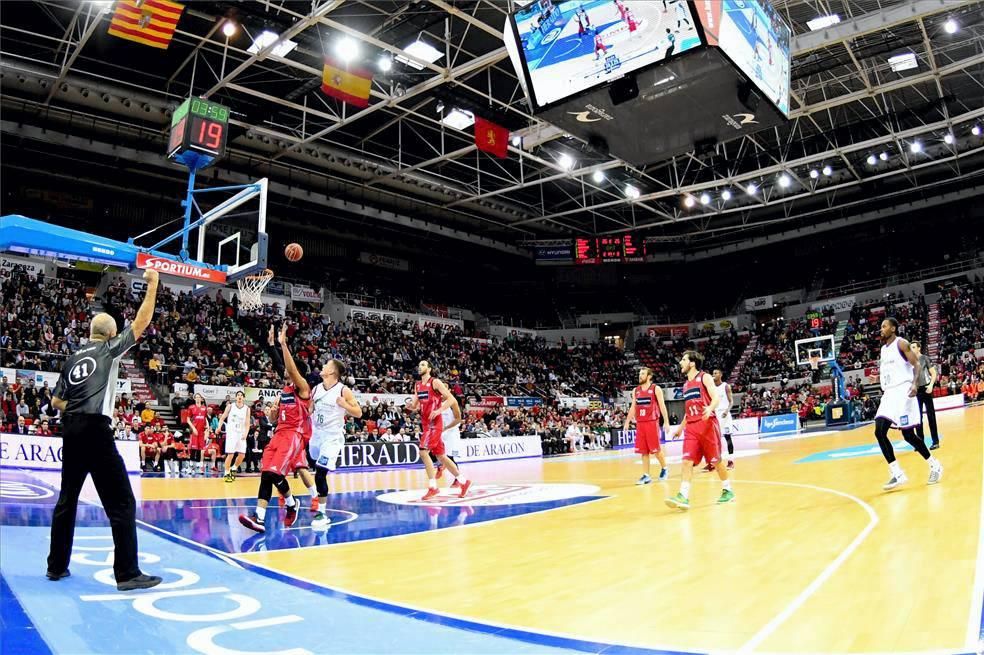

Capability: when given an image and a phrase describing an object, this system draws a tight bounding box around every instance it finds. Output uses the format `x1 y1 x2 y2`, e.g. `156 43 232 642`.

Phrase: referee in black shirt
47 268 162 591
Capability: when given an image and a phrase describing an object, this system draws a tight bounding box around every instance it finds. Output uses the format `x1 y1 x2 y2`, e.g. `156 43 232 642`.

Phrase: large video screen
695 0 791 115
510 0 703 109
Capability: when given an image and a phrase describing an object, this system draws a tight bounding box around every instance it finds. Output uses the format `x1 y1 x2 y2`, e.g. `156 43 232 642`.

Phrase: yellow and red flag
321 59 372 108
474 116 508 158
108 0 184 50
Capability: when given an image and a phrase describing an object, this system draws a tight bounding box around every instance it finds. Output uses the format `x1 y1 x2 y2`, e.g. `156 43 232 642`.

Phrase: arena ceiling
1 0 983 258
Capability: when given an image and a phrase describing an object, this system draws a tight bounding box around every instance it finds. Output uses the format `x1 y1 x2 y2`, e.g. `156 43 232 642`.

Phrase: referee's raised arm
46 268 163 592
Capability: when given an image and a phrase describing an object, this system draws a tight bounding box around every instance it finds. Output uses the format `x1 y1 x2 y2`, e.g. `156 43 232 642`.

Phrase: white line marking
967 417 984 649
734 479 879 655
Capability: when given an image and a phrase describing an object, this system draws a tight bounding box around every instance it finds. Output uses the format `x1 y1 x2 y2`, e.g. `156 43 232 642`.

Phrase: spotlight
909 140 922 153
377 55 392 72
435 100 445 114
699 192 711 205
879 151 889 161
973 125 982 137
943 18 958 34
592 169 606 183
822 165 833 176
222 20 237 38
809 168 820 178
511 135 521 147
721 189 732 201
778 173 791 188
866 155 877 166
680 195 693 208
558 153 575 170
745 183 758 195
334 36 360 63
625 185 640 199
944 133 954 145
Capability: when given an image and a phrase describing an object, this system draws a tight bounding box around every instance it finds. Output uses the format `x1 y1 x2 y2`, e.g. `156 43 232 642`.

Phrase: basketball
285 243 303 262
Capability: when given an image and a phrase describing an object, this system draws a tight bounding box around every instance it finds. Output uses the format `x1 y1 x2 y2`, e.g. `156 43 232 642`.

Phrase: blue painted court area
2 469 675 655
796 435 941 463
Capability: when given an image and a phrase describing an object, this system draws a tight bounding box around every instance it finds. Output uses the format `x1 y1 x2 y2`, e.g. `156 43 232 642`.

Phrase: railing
816 256 983 300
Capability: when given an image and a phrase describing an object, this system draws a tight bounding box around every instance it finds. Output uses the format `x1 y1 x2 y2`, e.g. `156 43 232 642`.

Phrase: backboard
795 334 836 367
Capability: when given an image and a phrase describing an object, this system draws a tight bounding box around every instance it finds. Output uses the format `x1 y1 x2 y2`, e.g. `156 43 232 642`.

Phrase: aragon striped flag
108 0 185 49
321 59 372 108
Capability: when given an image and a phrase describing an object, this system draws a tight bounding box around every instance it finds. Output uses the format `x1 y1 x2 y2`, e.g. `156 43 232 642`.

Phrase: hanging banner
744 295 773 311
418 316 462 330
358 251 410 272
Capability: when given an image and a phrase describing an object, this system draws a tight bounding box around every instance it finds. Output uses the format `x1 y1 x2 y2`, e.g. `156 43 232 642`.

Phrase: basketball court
3 406 981 654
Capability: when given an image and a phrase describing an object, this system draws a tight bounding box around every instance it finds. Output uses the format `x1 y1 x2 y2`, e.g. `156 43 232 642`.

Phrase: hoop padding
236 269 273 310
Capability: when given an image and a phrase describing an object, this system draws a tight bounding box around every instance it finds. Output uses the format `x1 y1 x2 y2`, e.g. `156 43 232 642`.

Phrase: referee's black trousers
47 414 141 582
915 386 939 446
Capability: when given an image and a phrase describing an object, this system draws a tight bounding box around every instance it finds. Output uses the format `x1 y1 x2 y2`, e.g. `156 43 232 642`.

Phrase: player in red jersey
409 360 471 501
666 351 735 510
623 367 669 484
240 323 311 533
186 393 208 475
139 426 159 472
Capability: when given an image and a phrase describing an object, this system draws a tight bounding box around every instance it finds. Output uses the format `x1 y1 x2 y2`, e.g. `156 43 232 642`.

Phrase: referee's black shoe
46 569 71 581
117 574 163 591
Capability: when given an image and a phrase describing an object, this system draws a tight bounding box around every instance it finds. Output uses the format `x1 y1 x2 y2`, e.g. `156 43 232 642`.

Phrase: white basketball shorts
876 385 919 429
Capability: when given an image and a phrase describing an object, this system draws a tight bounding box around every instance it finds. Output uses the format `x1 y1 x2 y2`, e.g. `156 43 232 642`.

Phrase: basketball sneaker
702 463 715 472
239 513 265 533
224 473 234 483
421 487 440 501
284 503 299 528
451 479 461 489
458 479 472 498
665 493 690 510
717 489 736 504
311 512 330 530
883 472 909 491
435 465 444 480
658 468 668 481
727 460 735 470
928 461 943 485
636 474 652 485
310 497 320 513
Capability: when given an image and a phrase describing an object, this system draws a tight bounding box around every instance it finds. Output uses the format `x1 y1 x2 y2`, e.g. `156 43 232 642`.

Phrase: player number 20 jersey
633 385 661 423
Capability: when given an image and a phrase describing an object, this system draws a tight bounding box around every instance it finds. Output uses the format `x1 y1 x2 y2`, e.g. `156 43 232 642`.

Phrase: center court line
729 479 880 655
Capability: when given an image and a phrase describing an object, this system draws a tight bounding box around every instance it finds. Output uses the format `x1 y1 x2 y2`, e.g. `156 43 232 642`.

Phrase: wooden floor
141 405 984 655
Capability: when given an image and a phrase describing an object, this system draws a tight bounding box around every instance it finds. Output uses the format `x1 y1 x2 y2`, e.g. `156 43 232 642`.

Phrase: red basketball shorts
261 429 304 477
681 419 722 466
634 421 662 455
419 414 445 456
291 436 311 470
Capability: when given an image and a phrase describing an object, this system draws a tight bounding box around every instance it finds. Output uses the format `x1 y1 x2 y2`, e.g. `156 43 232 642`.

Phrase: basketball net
236 269 273 311
808 354 821 371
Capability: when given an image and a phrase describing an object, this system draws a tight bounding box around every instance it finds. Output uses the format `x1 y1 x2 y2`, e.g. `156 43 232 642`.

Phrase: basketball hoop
236 269 273 311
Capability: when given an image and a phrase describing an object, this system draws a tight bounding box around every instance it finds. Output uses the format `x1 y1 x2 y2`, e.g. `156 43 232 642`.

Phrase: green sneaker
665 493 690 510
717 489 736 504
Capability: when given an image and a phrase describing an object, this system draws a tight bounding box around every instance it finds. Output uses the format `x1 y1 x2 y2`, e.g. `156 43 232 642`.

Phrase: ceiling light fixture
745 183 758 195
397 37 443 70
222 20 237 38
626 185 641 200
879 151 889 161
887 52 918 72
721 189 732 201
822 165 833 176
806 14 840 31
699 192 711 205
943 133 954 145
866 154 877 166
333 36 360 63
909 140 922 153
943 18 958 34
778 173 792 188
511 135 522 147
248 30 298 57
592 169 605 183
558 153 575 171
441 108 473 130
377 55 393 72
973 125 982 137
809 168 820 178
683 195 695 207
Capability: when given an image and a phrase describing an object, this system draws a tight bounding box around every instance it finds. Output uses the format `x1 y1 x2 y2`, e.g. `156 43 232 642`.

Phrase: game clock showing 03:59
167 96 230 162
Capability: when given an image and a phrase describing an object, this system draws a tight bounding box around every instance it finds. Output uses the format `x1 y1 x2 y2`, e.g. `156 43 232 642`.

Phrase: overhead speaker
608 75 639 106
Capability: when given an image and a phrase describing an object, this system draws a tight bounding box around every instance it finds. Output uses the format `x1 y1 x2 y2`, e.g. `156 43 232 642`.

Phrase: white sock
307 485 317 497
256 506 266 521
680 481 691 499
889 461 903 477
723 480 733 492
428 479 437 489
927 456 940 469
285 495 296 508
231 464 238 472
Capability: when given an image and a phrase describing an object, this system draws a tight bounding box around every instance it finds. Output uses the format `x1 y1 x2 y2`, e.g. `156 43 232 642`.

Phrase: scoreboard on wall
574 235 646 264
806 310 824 331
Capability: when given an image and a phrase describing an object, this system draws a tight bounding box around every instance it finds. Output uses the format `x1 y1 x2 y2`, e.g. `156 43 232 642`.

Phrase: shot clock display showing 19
167 97 230 168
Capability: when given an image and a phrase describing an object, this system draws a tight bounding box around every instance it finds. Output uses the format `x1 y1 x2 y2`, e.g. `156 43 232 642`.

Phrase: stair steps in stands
728 335 758 385
927 303 940 358
119 358 156 405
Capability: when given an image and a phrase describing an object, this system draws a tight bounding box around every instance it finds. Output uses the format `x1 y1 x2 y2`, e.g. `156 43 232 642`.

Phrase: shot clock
167 97 230 170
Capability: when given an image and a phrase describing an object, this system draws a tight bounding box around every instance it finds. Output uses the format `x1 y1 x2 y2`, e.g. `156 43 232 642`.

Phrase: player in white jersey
309 359 362 529
436 396 464 488
217 391 251 482
712 369 735 470
874 318 943 490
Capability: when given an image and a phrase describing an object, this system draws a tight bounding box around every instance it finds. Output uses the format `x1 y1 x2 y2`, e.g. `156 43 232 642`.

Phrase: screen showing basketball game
509 0 703 109
695 0 791 116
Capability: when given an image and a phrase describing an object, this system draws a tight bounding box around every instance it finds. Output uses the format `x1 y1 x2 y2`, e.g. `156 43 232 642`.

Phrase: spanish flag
108 0 184 49
321 59 372 108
